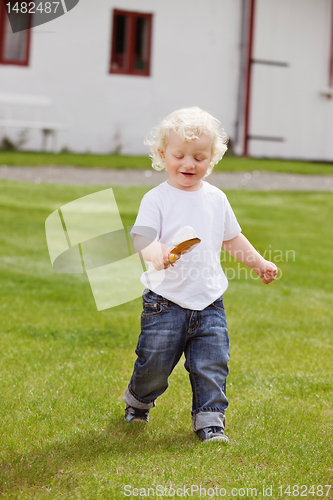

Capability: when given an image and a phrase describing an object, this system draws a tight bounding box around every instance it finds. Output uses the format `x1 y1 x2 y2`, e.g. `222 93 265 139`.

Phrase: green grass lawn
1 150 333 175
0 181 332 499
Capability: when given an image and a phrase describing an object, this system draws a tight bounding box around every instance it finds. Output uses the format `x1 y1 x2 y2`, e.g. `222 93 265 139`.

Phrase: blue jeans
124 289 230 431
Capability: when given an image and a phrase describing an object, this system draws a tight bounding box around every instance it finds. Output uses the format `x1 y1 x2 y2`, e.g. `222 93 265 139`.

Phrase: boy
123 107 277 443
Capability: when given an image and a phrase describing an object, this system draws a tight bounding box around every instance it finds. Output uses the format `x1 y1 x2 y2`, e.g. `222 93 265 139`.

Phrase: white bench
0 93 69 150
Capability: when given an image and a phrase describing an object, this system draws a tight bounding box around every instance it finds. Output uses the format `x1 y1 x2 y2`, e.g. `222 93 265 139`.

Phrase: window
110 9 152 76
0 1 32 66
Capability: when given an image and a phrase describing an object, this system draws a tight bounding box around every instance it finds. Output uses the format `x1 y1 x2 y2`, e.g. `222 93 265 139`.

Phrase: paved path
1 165 333 191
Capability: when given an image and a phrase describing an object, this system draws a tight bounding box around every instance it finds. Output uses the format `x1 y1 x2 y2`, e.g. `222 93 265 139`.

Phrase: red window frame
110 9 152 77
0 0 32 66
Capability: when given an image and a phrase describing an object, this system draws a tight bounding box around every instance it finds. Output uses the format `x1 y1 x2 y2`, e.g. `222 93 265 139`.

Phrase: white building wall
0 0 242 155
249 0 333 161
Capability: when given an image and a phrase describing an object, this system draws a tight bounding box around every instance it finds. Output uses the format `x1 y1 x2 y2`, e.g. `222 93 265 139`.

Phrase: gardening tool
169 226 201 263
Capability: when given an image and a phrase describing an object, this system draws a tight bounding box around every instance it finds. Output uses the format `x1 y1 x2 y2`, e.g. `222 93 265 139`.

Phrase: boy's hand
151 242 173 271
134 236 174 271
255 260 278 284
222 234 279 284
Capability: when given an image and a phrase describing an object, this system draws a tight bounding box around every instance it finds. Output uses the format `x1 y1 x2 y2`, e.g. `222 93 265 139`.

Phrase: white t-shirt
131 180 241 310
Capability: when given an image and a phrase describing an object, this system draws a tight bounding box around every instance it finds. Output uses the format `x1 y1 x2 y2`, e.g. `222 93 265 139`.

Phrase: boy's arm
222 233 277 284
133 235 173 271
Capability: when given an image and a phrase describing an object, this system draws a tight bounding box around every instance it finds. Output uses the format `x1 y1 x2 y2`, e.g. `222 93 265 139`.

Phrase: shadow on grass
0 414 200 494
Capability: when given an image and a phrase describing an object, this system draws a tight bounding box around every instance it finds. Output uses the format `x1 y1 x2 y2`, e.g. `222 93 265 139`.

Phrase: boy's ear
158 148 165 160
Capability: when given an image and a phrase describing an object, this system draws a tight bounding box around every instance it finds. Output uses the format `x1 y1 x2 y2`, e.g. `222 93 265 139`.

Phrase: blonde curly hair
144 107 229 176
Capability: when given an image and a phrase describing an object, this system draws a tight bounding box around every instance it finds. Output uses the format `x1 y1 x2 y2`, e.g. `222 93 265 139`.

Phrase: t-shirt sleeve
130 191 161 241
223 196 242 241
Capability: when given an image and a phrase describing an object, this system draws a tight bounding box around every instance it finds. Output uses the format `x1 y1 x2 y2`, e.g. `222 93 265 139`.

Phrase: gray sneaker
196 426 229 443
124 405 149 423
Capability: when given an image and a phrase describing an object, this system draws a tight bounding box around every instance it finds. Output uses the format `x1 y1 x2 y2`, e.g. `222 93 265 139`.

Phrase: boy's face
161 131 213 191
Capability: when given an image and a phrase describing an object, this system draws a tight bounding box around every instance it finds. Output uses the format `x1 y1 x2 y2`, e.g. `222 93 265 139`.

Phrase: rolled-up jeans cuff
192 411 226 432
123 386 156 410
